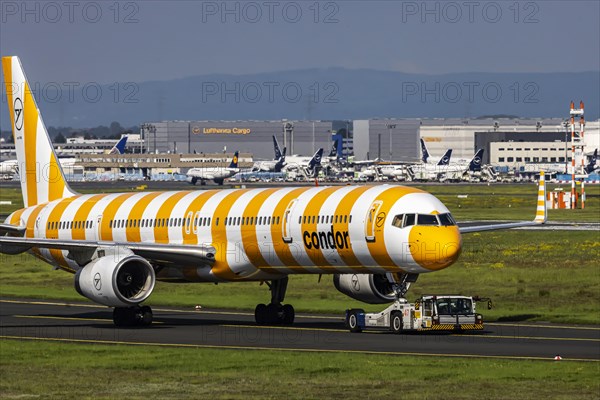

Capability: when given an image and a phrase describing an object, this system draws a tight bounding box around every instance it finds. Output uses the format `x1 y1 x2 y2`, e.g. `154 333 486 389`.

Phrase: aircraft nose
408 226 462 271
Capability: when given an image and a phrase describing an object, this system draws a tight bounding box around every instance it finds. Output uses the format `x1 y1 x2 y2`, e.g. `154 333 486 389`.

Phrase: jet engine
75 250 155 307
333 274 399 304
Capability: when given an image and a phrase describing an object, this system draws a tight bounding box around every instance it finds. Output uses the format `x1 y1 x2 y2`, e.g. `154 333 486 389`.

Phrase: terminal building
141 120 347 159
141 118 599 167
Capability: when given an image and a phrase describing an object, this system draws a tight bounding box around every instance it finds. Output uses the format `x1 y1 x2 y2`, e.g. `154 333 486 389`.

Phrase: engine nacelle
187 176 198 185
75 250 155 307
333 274 397 304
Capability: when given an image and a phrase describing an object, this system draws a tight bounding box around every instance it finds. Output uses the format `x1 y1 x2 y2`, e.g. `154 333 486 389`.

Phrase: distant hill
1 68 598 129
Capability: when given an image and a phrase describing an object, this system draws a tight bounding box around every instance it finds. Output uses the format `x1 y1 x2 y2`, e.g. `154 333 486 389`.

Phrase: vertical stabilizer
2 56 77 207
468 149 484 172
228 151 239 168
437 149 452 166
273 136 282 160
420 139 430 163
109 136 128 155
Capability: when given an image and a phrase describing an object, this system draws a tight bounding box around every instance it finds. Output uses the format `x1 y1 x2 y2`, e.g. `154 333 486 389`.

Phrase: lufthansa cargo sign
195 127 251 135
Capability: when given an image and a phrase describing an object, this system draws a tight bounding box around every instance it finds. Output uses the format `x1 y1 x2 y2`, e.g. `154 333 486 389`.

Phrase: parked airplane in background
420 139 452 166
0 135 128 179
187 151 240 185
410 149 485 182
108 136 128 155
0 56 547 329
586 149 598 174
252 136 287 173
0 159 18 175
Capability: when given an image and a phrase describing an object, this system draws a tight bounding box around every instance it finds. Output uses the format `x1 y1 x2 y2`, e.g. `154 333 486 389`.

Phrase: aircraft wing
459 220 540 233
459 171 547 234
0 236 216 267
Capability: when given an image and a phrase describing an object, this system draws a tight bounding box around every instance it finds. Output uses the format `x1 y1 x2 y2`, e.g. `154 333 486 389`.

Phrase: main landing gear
254 277 295 325
113 305 153 327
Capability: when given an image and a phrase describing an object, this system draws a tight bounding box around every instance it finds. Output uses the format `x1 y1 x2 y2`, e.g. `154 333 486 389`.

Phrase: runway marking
448 334 600 343
1 335 598 363
0 299 340 320
222 324 599 342
220 324 345 333
14 314 111 323
0 299 107 309
12 315 164 325
487 322 600 331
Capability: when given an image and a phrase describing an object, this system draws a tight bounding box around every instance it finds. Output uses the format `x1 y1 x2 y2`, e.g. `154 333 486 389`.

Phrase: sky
1 1 598 85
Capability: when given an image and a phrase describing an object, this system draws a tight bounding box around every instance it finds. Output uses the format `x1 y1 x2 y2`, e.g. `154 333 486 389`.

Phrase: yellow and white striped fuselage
6 185 462 282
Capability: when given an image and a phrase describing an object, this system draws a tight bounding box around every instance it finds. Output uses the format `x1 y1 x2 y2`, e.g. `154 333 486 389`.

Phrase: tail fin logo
14 97 23 130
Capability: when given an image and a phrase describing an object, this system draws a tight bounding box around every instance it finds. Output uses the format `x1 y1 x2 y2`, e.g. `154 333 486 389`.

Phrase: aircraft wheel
139 305 153 326
255 303 268 325
281 304 295 325
113 307 131 327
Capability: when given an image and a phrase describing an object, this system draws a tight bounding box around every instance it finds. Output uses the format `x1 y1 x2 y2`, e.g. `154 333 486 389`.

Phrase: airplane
0 159 18 175
252 136 287 173
0 56 547 328
108 136 128 155
0 135 129 179
281 140 330 172
186 151 240 185
409 149 484 182
585 149 598 174
420 138 452 166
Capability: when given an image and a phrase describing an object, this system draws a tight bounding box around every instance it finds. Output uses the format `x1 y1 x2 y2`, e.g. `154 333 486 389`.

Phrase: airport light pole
283 122 294 155
386 124 396 161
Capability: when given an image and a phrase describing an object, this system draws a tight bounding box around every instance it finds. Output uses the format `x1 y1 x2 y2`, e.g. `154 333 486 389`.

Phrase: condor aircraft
0 57 547 327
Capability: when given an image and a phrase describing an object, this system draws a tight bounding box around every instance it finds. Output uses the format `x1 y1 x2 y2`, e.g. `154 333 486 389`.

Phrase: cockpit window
403 214 416 227
417 214 438 225
438 213 456 226
391 213 456 228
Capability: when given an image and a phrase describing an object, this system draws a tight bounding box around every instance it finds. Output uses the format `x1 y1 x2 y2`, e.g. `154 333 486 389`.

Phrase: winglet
534 171 547 224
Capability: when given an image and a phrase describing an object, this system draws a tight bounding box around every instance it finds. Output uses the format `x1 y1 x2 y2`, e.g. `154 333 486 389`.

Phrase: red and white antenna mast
569 100 585 209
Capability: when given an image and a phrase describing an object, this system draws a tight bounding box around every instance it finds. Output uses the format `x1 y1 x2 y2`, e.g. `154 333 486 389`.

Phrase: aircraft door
282 198 298 243
364 200 383 242
95 215 103 241
34 206 49 237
